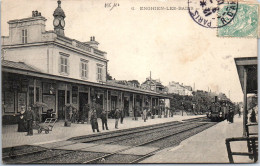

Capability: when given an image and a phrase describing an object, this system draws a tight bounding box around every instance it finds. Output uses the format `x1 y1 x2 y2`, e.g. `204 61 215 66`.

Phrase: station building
1 0 170 124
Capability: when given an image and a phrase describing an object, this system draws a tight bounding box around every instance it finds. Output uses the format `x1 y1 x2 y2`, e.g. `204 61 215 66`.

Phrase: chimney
85 36 99 49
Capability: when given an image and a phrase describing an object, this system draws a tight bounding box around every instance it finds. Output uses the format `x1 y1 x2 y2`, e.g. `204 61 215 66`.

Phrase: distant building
141 78 167 94
185 86 192 91
107 80 140 88
167 81 193 96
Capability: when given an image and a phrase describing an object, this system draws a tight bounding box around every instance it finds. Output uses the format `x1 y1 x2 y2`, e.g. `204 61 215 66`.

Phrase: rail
83 122 214 163
3 117 216 164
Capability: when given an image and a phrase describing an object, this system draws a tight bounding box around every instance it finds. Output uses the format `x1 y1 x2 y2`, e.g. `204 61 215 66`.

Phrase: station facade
1 1 170 124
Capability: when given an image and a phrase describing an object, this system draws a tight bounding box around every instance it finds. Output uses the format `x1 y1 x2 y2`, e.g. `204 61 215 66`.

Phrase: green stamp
217 4 258 38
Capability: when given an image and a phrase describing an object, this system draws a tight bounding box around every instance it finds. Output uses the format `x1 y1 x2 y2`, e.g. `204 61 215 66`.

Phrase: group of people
90 107 152 133
17 106 36 136
226 109 234 123
90 108 125 132
69 107 79 123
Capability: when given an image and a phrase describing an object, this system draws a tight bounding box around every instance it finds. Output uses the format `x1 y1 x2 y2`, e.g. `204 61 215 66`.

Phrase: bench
225 123 258 163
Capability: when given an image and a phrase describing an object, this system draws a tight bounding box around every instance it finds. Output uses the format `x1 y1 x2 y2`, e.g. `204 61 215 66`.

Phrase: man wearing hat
114 108 120 129
90 107 100 132
24 106 35 136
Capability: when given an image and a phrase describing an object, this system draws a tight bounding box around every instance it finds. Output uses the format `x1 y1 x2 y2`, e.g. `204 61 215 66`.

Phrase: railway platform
140 114 258 163
2 115 204 149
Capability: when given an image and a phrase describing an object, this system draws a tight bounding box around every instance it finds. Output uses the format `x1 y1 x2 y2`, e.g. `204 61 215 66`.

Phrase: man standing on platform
143 107 147 122
24 106 35 136
120 108 125 124
90 109 100 132
100 110 109 130
229 108 234 123
114 108 120 129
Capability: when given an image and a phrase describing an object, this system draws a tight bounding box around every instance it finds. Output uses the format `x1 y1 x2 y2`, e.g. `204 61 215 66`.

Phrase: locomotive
206 97 233 122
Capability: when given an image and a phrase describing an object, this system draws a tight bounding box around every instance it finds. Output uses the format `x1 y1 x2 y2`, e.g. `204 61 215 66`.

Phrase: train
206 97 234 122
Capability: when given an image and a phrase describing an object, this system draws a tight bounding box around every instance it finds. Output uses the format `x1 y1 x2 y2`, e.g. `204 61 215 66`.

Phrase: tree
107 72 113 80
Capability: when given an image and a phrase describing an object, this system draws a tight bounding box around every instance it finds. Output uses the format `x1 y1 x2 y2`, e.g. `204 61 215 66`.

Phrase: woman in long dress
17 106 27 132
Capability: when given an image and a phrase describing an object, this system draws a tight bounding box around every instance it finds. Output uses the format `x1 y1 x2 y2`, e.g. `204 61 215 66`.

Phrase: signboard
17 92 26 113
79 86 88 92
42 95 56 113
72 86 78 104
72 96 77 104
111 90 118 96
4 92 15 113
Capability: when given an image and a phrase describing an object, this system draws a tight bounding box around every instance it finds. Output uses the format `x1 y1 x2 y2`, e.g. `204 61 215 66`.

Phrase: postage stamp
217 3 259 38
188 0 238 28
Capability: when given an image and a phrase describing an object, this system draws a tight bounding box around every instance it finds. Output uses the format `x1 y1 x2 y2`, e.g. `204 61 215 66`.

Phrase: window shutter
22 30 25 43
58 56 61 73
86 63 88 79
25 29 27 43
79 61 82 78
67 57 70 75
101 67 104 81
96 66 98 81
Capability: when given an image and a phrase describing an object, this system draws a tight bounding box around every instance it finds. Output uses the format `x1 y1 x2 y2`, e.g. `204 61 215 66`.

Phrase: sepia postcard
1 0 259 164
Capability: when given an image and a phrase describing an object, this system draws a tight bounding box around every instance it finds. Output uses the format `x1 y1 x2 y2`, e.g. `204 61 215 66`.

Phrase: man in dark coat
114 108 120 129
143 108 147 122
24 106 35 136
90 109 100 132
17 106 27 132
250 108 257 123
229 107 234 123
120 109 125 124
100 110 109 130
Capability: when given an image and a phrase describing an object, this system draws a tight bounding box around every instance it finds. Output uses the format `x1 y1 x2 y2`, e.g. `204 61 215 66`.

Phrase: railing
76 41 91 52
226 136 258 163
57 35 73 45
94 49 104 56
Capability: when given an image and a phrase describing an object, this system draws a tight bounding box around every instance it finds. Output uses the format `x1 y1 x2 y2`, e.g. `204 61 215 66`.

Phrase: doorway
58 90 65 120
111 96 117 111
79 92 88 121
124 97 129 116
95 94 103 117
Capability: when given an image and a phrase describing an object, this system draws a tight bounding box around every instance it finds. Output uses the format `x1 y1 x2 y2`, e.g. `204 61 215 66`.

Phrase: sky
1 0 258 102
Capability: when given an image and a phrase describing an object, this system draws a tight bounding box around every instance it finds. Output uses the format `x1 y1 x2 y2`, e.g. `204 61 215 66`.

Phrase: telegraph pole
150 71 152 90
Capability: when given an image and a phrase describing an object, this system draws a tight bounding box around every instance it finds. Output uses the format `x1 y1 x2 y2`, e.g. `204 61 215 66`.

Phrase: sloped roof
2 60 40 72
2 60 171 98
234 57 257 94
142 79 164 87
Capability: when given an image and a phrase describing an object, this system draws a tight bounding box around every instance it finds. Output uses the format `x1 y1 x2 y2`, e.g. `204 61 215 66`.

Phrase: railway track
3 116 215 164
3 119 182 163
84 122 215 164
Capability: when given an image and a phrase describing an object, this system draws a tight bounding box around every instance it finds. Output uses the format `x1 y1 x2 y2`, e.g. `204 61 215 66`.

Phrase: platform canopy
234 57 257 94
234 56 257 136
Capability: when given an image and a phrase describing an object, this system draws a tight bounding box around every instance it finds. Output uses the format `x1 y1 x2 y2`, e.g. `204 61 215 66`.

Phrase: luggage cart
37 118 57 134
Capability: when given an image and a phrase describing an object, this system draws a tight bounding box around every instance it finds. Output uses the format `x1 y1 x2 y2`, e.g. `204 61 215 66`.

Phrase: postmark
217 3 258 38
188 0 238 28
